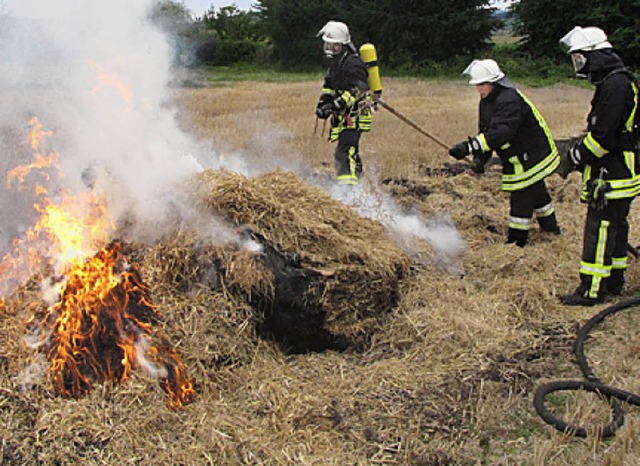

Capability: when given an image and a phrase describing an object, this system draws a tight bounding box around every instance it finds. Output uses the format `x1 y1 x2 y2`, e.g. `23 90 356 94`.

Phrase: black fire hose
533 296 640 438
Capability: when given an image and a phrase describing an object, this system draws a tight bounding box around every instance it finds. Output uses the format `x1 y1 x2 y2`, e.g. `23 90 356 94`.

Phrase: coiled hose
533 297 640 438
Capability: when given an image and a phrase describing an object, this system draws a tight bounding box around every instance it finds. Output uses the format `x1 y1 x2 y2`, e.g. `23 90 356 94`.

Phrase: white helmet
463 59 505 85
317 21 351 44
559 26 612 54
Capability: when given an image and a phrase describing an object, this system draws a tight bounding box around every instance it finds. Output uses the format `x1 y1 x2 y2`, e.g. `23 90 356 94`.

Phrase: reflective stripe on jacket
476 86 558 192
579 69 640 202
321 50 371 141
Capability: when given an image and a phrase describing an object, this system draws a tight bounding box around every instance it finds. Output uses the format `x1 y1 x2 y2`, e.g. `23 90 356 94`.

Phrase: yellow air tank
359 43 382 96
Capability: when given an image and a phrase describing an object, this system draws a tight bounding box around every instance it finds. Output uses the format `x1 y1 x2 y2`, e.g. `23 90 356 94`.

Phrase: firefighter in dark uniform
558 26 640 306
448 59 561 247
315 21 372 185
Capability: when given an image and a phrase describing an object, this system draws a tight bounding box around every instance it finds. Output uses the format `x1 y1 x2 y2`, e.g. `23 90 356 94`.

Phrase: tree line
150 0 639 71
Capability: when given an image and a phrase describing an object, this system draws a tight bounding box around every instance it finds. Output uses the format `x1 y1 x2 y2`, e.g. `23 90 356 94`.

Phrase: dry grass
1 72 640 465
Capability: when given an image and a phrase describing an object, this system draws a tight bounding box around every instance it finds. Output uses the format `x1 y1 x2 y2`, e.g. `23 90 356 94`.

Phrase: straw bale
137 233 267 370
189 168 412 347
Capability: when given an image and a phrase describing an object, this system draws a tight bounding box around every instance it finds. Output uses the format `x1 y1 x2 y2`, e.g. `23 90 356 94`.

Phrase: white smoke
0 0 208 250
17 355 48 392
330 180 466 275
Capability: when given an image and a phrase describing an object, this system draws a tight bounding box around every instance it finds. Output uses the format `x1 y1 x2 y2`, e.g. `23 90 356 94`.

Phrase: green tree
257 0 498 69
513 0 640 69
148 0 200 65
255 0 338 68
195 5 269 65
351 0 498 66
201 5 264 41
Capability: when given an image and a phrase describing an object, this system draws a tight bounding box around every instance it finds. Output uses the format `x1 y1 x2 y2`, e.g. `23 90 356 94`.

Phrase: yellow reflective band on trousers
612 255 627 270
534 202 555 218
337 174 358 185
580 219 611 298
348 146 359 180
501 149 559 191
508 216 531 231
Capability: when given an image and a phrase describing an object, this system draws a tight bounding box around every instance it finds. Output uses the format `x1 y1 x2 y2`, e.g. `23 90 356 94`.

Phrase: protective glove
448 141 470 160
556 142 583 179
316 102 334 120
472 151 491 174
568 143 583 166
556 151 574 179
316 97 346 119
586 178 611 210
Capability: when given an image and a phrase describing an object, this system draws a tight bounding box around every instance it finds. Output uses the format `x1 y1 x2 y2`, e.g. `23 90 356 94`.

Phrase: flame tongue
34 241 195 408
5 118 195 408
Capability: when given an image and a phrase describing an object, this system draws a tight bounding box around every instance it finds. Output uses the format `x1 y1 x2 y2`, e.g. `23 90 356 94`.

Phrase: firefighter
558 26 640 306
315 21 372 185
448 59 561 247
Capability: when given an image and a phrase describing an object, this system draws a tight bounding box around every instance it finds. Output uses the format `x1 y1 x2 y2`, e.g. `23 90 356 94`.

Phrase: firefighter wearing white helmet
448 58 561 247
315 21 372 185
557 27 640 306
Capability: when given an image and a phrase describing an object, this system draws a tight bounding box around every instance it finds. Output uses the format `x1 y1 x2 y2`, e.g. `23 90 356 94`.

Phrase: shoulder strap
604 69 640 140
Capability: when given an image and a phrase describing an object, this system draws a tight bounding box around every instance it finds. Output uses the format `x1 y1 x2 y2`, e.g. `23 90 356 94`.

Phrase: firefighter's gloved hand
316 103 334 120
449 141 470 160
586 178 611 211
568 143 583 166
472 151 491 174
556 151 574 179
556 143 583 179
371 91 382 111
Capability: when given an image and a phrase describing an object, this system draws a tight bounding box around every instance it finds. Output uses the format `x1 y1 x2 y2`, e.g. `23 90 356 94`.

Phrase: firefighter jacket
474 84 559 192
577 50 640 202
319 48 372 142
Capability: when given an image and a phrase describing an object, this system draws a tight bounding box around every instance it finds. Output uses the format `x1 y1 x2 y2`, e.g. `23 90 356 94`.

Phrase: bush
194 39 270 66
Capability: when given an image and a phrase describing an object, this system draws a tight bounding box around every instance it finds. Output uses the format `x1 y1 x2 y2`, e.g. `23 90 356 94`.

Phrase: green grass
196 37 592 89
201 62 321 83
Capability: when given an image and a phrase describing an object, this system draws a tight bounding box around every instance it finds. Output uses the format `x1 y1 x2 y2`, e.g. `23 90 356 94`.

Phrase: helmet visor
323 41 342 57
571 52 587 75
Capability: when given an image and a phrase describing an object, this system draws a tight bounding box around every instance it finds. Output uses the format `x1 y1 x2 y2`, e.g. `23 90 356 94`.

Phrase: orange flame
32 242 195 408
90 62 133 105
3 118 195 408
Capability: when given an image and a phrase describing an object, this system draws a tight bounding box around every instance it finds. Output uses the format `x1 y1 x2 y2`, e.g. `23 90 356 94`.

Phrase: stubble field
2 73 640 465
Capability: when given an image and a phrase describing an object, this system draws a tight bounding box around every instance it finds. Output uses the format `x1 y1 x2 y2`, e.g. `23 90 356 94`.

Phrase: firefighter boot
604 269 624 296
560 280 606 306
538 213 561 235
506 228 528 247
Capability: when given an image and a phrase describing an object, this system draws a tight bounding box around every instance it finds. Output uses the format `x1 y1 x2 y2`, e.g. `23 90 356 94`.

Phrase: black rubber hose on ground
533 297 640 438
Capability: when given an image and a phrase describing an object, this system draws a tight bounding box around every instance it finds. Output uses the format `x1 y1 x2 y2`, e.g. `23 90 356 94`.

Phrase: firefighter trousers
507 180 560 246
334 129 362 185
577 198 633 298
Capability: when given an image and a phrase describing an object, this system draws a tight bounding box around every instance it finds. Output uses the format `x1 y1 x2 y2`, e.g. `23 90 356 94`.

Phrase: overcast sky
182 0 256 16
1 0 256 19
4 0 510 20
